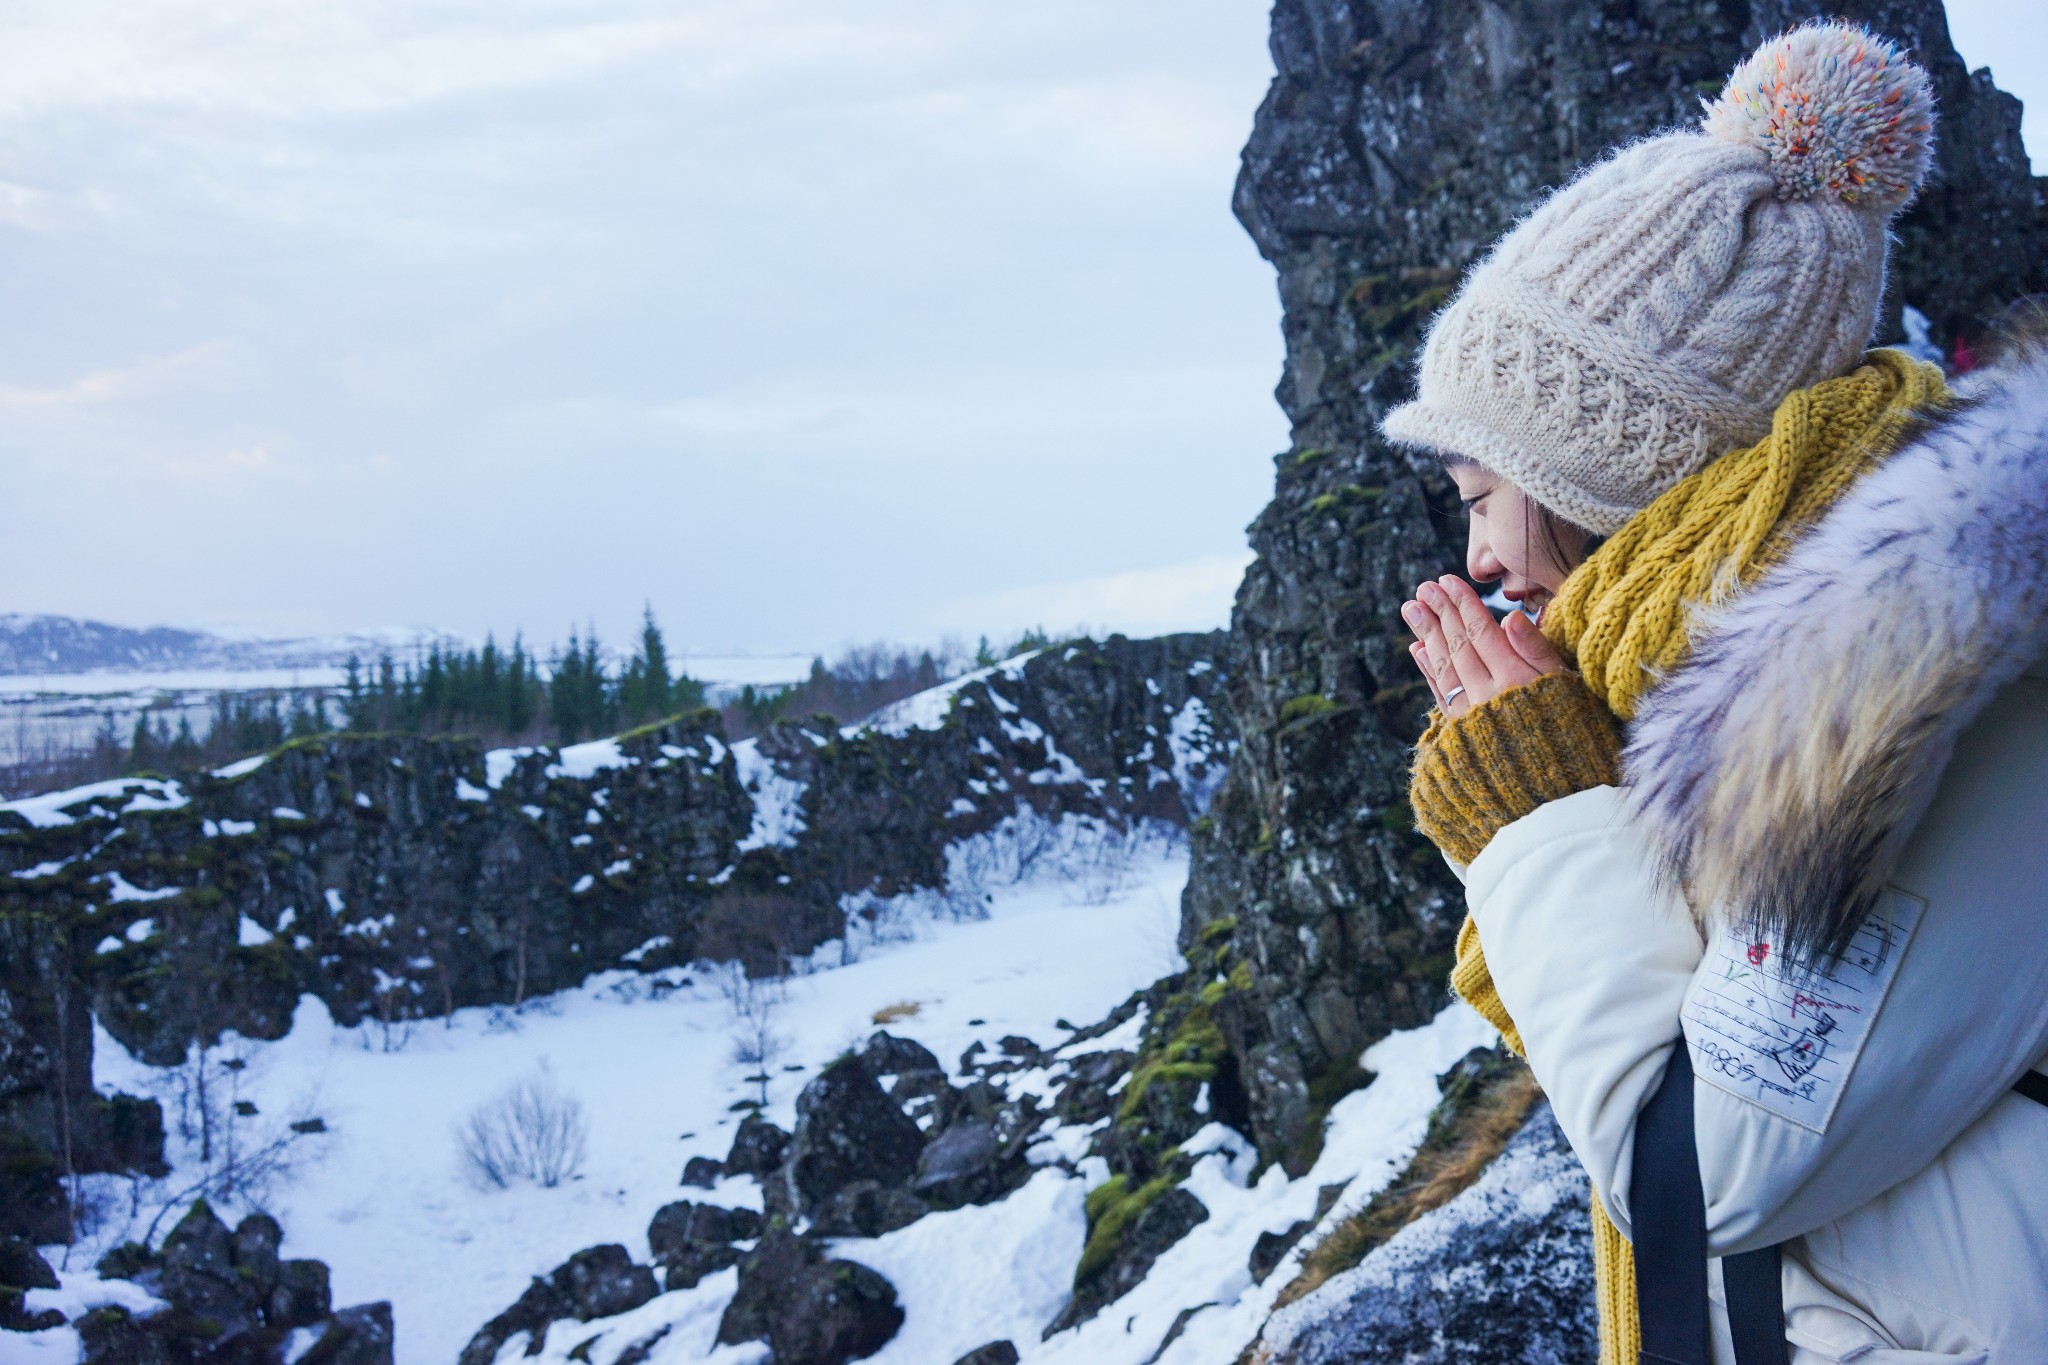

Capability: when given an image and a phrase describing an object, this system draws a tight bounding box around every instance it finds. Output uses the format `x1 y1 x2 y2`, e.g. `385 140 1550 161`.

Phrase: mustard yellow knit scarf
1460 348 1948 1364
1543 348 1951 719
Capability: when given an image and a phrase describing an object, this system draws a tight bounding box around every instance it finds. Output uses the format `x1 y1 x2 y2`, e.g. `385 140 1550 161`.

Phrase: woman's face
1447 462 1588 620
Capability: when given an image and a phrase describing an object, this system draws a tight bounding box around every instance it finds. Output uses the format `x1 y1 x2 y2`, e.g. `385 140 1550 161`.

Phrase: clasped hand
1401 577 1564 718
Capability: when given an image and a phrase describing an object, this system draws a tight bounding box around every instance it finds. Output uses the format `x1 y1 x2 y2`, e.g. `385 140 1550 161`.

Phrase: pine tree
506 637 535 737
619 605 676 726
375 654 399 732
585 631 613 736
168 716 202 770
130 713 162 772
478 636 502 732
550 631 588 743
287 693 329 738
344 655 365 730
639 606 671 720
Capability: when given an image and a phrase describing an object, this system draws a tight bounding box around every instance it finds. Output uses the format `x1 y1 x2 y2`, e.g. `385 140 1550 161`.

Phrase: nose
1467 527 1504 586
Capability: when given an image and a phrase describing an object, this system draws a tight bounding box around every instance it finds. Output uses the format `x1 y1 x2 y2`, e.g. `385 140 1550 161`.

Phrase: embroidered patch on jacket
1681 887 1925 1133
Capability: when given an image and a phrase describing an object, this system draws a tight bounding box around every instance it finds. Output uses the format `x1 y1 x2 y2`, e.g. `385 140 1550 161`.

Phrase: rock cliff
0 632 1230 1244
1185 0 2047 1172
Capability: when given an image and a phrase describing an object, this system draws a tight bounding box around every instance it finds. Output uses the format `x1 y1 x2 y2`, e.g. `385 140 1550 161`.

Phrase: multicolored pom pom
1704 21 1935 208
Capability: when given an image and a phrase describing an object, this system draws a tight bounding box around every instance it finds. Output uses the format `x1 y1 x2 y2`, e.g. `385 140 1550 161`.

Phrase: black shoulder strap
1723 1246 1786 1365
2016 1069 2048 1108
1632 1041 1789 1365
1633 1043 1712 1365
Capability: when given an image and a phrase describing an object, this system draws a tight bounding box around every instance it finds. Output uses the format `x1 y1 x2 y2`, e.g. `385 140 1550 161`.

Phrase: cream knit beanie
1381 22 1937 535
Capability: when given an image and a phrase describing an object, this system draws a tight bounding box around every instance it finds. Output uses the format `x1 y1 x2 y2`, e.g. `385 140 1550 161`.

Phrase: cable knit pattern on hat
1382 22 1935 535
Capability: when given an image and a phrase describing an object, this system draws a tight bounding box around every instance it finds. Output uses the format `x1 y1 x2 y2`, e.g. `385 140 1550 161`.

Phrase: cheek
1487 516 1534 581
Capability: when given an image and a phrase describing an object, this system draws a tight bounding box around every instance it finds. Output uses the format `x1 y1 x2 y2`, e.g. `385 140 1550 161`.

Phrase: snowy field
8 820 1493 1365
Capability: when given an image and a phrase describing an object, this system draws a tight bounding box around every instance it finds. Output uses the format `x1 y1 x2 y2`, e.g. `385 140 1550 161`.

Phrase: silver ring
1443 686 1466 704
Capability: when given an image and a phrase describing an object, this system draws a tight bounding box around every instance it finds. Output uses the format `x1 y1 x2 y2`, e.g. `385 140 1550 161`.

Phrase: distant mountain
0 613 456 676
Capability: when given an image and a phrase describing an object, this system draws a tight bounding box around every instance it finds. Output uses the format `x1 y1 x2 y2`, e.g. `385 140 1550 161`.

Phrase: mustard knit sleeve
1408 670 1623 867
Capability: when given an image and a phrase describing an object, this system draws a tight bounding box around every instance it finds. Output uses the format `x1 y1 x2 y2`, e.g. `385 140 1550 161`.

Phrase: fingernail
1418 583 1442 604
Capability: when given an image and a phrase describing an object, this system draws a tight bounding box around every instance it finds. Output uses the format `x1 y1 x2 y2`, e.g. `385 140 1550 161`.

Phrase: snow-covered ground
15 825 1188 1364
10 810 1495 1365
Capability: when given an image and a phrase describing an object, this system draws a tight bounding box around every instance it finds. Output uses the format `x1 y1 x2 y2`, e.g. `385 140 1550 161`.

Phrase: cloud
0 2 1285 651
0 181 54 230
164 444 280 482
0 346 226 411
934 552 1253 642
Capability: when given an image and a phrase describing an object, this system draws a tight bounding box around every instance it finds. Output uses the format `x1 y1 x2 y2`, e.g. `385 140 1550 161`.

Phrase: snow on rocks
731 738 806 851
0 777 186 829
860 653 1041 737
830 1169 1085 1365
212 753 269 779
1027 1005 1499 1365
483 746 537 790
1166 698 1226 818
1252 1104 1595 1364
501 995 1507 1365
100 871 180 903
544 738 635 782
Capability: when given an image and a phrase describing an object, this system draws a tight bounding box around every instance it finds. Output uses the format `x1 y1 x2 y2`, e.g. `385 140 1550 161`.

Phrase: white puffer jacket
1462 345 2048 1364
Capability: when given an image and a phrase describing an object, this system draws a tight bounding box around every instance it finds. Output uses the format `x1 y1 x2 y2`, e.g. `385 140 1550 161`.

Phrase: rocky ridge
0 633 1231 1348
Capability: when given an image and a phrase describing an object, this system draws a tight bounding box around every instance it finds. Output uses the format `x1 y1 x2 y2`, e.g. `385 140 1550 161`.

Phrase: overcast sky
3 2 2041 658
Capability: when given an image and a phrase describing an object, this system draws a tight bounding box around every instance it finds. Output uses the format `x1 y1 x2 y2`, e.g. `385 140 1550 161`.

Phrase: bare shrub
695 891 831 978
458 1066 589 1189
712 964 790 1108
1067 820 1137 906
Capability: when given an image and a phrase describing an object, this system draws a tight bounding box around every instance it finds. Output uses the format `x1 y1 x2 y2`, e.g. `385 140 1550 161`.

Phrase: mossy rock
1278 694 1340 726
1075 1165 1185 1284
1118 1005 1226 1125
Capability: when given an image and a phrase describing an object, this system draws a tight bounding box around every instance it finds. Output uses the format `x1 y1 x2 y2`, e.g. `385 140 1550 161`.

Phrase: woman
1387 21 2048 1364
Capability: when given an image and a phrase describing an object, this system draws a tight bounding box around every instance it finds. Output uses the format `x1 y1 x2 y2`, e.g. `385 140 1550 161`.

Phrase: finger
1436 576 1530 682
1413 638 1470 716
1402 593 1467 694
1409 642 1448 709
1504 610 1568 674
1415 582 1494 693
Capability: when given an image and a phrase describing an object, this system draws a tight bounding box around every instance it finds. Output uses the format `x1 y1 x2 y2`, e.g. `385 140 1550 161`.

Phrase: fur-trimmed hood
1625 341 2048 962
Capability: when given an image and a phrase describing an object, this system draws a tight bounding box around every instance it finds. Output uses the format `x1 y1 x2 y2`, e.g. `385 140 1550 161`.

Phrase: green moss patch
1278 694 1339 725
1118 1004 1226 1125
1075 1168 1180 1284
